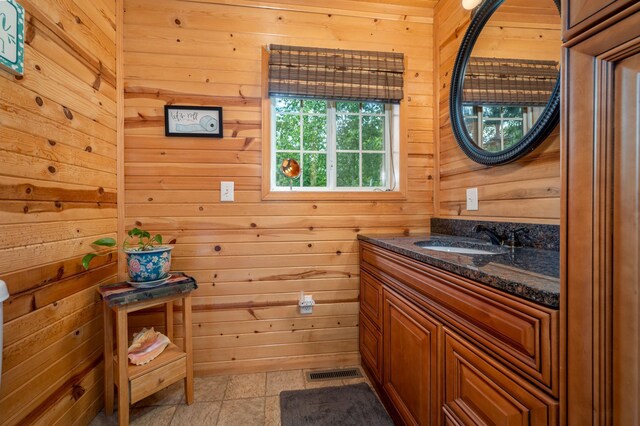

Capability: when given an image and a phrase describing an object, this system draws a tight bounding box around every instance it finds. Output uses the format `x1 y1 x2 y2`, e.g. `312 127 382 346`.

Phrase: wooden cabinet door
563 8 640 425
383 288 440 426
562 0 638 40
443 331 558 426
360 270 383 328
360 313 383 383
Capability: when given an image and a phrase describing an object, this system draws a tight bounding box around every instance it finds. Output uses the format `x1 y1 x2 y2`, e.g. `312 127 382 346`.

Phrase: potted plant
83 228 173 283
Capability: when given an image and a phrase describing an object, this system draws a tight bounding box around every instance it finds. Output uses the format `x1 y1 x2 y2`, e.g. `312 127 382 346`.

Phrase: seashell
128 327 170 366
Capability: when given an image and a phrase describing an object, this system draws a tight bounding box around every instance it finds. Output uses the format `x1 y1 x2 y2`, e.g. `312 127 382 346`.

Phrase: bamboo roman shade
463 57 559 106
268 44 404 103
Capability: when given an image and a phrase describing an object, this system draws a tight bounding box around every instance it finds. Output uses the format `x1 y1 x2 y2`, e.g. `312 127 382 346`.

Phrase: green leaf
92 237 116 247
128 228 142 237
153 234 162 244
141 230 151 239
82 253 98 270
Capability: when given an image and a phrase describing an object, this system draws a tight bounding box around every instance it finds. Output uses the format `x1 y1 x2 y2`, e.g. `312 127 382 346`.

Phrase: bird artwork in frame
164 105 224 138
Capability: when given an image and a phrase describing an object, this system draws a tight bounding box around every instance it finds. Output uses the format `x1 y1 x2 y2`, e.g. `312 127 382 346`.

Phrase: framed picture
0 0 26 76
164 105 223 138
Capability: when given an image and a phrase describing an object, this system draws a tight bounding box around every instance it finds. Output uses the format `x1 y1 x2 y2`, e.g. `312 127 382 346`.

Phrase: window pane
275 152 301 187
336 114 359 150
503 107 523 118
483 106 501 118
302 153 327 187
362 102 384 114
362 154 385 187
302 100 327 114
362 116 384 150
336 153 360 187
502 120 523 148
276 114 300 150
302 115 327 151
462 105 475 116
464 118 479 141
337 101 359 113
481 120 501 151
275 98 300 113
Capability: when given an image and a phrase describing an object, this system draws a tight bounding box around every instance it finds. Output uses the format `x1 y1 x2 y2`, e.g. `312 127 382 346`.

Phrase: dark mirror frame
449 0 561 165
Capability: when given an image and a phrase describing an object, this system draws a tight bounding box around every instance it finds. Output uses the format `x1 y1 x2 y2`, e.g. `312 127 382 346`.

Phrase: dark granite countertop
358 233 559 309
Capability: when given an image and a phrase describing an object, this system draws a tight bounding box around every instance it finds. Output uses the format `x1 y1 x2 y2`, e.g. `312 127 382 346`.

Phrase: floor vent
306 368 362 382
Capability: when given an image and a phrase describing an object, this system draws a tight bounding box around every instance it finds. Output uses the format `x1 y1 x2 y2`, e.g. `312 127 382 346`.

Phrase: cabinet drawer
130 354 186 403
360 270 383 328
444 330 558 426
361 242 558 394
359 313 383 384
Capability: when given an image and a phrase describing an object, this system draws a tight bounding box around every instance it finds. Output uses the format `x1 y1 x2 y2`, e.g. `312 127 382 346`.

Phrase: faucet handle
506 227 530 247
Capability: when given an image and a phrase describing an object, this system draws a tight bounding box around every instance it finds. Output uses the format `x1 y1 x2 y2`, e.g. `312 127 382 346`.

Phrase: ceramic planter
125 246 173 282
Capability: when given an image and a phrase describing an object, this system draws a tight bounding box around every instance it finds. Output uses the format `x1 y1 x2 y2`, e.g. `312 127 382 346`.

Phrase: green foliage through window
272 98 391 190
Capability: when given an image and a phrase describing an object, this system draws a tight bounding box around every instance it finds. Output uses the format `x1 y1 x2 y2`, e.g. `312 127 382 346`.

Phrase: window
264 44 405 197
271 97 397 191
463 105 544 152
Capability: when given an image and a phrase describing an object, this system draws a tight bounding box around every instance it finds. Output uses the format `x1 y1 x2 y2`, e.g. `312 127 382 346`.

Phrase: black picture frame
449 0 561 165
164 105 223 138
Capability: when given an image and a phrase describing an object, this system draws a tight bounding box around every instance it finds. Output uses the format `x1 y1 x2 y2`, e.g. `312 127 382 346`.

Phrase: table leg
116 308 130 425
165 301 174 341
103 303 114 416
183 295 194 405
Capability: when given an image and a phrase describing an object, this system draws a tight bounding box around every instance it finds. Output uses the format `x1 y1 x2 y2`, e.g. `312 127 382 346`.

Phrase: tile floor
90 366 374 426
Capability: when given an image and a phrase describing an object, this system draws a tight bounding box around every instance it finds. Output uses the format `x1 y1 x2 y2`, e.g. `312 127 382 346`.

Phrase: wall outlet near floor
466 187 478 211
299 291 315 314
220 181 234 202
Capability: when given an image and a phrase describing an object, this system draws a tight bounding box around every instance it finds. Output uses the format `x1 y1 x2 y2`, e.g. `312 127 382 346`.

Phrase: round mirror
449 0 561 165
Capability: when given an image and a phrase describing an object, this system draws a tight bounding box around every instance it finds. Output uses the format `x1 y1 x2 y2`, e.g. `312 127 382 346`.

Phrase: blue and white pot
125 246 173 282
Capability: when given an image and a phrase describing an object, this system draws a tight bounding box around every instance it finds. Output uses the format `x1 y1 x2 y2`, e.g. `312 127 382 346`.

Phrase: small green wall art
0 0 25 76
164 105 224 138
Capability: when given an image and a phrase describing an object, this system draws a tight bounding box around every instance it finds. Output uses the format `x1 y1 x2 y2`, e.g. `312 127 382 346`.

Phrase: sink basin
414 241 507 255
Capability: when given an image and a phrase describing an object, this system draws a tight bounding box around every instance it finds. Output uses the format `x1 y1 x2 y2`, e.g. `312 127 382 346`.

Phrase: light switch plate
220 181 234 202
466 187 478 211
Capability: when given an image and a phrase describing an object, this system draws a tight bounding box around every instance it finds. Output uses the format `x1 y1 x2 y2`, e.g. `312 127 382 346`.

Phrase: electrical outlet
220 181 234 202
466 187 478 211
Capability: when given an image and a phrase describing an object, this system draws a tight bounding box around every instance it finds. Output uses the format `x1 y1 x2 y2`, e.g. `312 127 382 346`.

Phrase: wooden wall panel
123 0 434 375
0 1 117 424
434 0 561 224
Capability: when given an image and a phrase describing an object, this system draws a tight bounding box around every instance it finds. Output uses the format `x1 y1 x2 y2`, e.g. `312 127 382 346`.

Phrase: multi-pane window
272 97 392 191
463 105 544 152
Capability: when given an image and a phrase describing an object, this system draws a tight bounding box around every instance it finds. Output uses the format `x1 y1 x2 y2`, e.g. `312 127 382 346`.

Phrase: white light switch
220 181 234 202
466 187 478 211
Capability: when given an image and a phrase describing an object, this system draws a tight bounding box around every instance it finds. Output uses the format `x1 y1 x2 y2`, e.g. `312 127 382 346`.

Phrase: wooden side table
98 274 197 425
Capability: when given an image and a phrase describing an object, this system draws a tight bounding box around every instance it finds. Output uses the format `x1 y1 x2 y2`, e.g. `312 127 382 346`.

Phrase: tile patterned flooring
89 366 373 426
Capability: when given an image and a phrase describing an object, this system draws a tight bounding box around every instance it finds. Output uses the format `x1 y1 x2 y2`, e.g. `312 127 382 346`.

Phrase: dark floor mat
280 383 394 426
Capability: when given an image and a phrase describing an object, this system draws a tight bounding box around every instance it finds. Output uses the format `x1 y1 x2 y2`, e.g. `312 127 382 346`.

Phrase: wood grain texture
434 0 561 224
123 0 434 375
0 1 117 424
562 5 640 424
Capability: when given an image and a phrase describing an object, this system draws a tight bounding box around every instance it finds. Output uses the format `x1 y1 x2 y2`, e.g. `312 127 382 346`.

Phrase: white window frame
270 98 400 192
463 105 543 151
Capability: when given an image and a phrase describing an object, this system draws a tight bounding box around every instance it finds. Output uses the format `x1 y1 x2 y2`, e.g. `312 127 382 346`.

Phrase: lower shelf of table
113 342 187 404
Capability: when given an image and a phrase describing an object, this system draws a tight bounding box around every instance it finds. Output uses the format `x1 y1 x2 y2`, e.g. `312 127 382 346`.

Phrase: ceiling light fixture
462 0 482 10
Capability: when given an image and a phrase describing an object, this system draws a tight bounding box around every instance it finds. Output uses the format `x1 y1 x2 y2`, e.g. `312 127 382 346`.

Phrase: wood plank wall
0 0 117 424
122 0 435 375
434 0 562 224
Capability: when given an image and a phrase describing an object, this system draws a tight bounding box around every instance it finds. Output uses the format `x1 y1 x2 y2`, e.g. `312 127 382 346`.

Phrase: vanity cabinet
359 241 559 425
383 288 440 426
561 0 637 41
563 2 640 423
